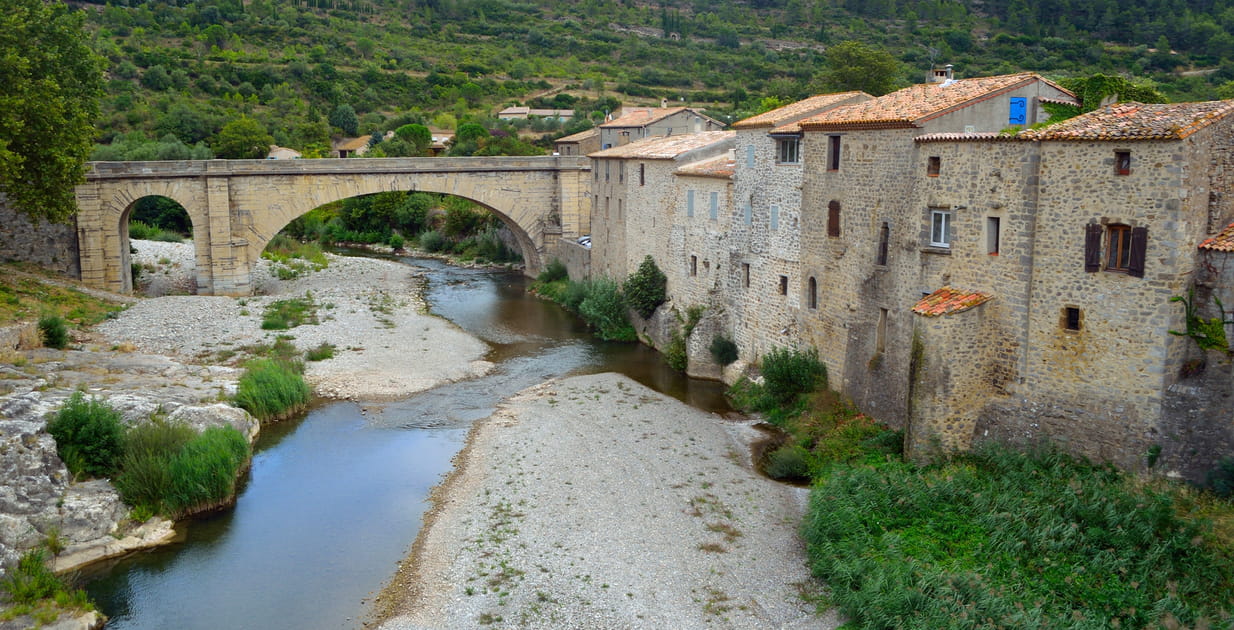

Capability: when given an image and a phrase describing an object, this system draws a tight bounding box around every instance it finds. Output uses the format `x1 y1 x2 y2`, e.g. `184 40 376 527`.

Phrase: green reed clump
0 549 93 616
46 392 125 478
163 427 250 516
234 358 309 422
113 419 197 514
803 445 1234 629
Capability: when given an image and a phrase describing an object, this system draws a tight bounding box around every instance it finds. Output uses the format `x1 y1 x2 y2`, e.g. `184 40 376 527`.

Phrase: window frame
877 222 890 266
827 135 841 171
929 209 953 248
827 201 841 238
1105 224 1133 272
927 156 941 177
807 277 818 309
775 136 800 164
1115 150 1131 176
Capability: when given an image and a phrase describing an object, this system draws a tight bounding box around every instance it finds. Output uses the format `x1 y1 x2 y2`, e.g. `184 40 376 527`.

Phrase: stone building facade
587 72 1234 479
598 107 726 150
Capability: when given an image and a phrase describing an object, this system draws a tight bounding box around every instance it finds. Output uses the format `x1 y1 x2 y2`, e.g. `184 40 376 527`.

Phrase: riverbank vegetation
730 346 1234 628
531 260 636 342
0 265 124 329
0 549 94 626
234 357 310 422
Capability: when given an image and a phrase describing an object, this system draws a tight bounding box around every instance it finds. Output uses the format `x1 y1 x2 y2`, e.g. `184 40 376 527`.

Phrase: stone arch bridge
75 156 591 295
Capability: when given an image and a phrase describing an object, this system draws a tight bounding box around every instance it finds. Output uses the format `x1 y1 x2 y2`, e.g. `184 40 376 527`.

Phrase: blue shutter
687 190 694 217
746 145 755 168
770 205 779 230
1008 97 1027 125
709 192 718 220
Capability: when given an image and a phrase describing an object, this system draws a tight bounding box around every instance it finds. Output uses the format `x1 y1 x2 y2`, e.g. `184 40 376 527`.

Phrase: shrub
664 329 687 371
623 255 666 319
261 293 319 330
761 346 826 405
47 392 125 478
305 342 336 361
1208 456 1234 498
419 230 446 252
538 258 568 283
709 334 738 366
164 427 250 516
387 233 405 250
234 359 310 422
113 419 197 513
763 443 810 481
39 315 68 349
128 220 158 240
578 278 636 341
0 549 91 610
560 279 590 313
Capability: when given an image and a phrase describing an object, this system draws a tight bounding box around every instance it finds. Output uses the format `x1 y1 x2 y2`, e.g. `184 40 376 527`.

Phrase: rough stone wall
588 157 628 280
668 174 730 309
0 194 81 278
555 238 591 281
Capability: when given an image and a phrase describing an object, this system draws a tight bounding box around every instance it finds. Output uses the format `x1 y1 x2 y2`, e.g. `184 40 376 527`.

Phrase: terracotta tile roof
601 106 689 128
1200 221 1234 252
555 128 599 143
589 131 734 160
799 73 1075 131
912 286 993 317
915 132 1023 143
1019 101 1234 141
733 92 871 130
676 153 735 179
335 136 371 151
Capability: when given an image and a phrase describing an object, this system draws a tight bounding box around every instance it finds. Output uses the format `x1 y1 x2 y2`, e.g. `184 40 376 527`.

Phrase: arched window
808 277 818 309
827 201 841 238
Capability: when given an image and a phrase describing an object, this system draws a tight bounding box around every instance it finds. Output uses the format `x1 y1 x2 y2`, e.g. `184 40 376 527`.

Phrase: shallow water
85 257 728 629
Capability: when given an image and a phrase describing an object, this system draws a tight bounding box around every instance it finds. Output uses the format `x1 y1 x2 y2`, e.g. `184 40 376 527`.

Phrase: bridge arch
75 157 590 295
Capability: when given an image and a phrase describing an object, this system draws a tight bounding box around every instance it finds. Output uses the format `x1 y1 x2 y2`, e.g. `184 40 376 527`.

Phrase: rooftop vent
930 64 955 84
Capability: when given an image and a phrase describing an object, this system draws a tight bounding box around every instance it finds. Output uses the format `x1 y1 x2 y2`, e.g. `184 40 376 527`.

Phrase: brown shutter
1084 223 1102 272
828 201 841 237
1128 226 1148 278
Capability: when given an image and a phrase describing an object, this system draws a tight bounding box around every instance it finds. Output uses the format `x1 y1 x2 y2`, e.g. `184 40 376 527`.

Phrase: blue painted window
1009 97 1027 125
687 190 695 217
746 145 755 168
744 202 752 225
709 192 718 220
770 205 780 230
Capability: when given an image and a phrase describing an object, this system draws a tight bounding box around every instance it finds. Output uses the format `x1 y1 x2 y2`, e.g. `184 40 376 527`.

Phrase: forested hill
76 0 1234 158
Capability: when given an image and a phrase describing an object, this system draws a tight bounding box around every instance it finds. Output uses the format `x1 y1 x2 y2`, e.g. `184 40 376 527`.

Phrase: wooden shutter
1128 226 1148 278
1084 223 1102 272
828 201 841 237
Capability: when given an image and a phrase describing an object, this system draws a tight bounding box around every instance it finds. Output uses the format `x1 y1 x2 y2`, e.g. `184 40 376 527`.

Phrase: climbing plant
1169 289 1232 353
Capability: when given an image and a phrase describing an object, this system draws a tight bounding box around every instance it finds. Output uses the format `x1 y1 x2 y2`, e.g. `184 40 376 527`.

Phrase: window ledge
921 246 952 255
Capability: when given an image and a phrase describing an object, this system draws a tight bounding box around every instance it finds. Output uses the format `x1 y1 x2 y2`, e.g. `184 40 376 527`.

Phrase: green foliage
164 427 250 516
38 315 68 349
709 334 738 366
213 116 273 159
819 40 902 96
803 446 1234 629
664 329 687 371
1209 456 1234 498
305 342 336 361
329 104 359 136
394 123 432 154
623 255 667 319
1 549 92 613
1169 289 1232 353
113 419 197 514
538 258 568 283
262 234 329 280
91 132 214 161
234 358 309 422
0 0 104 224
763 443 810 481
46 392 125 478
577 277 636 342
261 292 320 330
760 346 827 406
129 220 183 243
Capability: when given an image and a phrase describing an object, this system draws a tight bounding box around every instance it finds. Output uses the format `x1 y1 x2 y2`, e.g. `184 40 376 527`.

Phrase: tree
395 123 432 154
0 0 104 223
818 40 902 96
213 116 273 159
329 104 359 136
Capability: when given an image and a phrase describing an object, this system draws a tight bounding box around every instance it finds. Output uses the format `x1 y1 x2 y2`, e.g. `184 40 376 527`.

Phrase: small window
1115 151 1131 176
808 277 818 309
709 191 718 220
827 201 841 238
876 308 888 353
746 145 756 168
690 255 698 276
742 263 750 288
827 135 841 171
744 202 752 225
877 222 889 266
1063 306 1082 331
687 190 695 217
927 156 940 177
987 217 1001 255
1106 224 1132 271
776 137 800 164
770 205 780 230
605 160 610 182
619 161 625 183
778 275 788 296
930 209 952 248
639 163 645 186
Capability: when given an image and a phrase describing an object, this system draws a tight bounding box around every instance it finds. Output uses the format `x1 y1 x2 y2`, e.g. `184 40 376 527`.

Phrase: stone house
598 106 726 150
554 128 601 156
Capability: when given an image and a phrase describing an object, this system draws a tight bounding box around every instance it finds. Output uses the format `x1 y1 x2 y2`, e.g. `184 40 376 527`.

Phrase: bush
761 346 827 405
709 334 738 366
1208 456 1234 498
234 359 310 422
0 549 91 610
387 233 405 250
113 419 197 513
539 258 568 283
305 342 336 361
664 329 687 371
39 315 68 349
128 220 159 240
578 278 635 341
261 293 320 330
560 279 590 313
623 255 667 319
164 427 250 516
46 392 125 478
763 443 810 481
419 230 446 252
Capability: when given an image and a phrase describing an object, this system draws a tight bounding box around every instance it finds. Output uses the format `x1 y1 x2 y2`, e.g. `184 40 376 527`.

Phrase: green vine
1169 289 1232 353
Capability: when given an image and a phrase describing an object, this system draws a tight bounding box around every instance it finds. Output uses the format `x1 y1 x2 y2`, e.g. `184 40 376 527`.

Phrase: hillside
76 0 1234 157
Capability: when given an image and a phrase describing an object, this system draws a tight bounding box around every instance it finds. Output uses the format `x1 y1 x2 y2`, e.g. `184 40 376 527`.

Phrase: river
84 257 729 629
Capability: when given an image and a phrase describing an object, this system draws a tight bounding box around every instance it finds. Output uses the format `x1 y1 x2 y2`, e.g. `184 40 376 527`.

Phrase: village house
554 128 601 156
586 70 1234 480
598 105 726 150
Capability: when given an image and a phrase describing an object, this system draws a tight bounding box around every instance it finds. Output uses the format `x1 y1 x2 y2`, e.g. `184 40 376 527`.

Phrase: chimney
930 64 954 83
661 97 668 108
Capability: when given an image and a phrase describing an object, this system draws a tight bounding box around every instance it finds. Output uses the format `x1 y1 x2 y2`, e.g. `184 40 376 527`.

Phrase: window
639 163 645 186
927 156 940 177
690 255 698 276
827 135 841 171
619 161 625 183
746 145 756 168
987 217 1001 255
687 190 694 217
827 201 841 238
778 275 788 295
1115 150 1131 176
770 205 780 230
742 263 750 288
709 191 718 220
877 222 889 266
876 308 888 354
776 137 800 164
807 277 817 309
743 202 752 225
1063 306 1082 331
1085 223 1147 277
930 209 952 248
605 160 610 182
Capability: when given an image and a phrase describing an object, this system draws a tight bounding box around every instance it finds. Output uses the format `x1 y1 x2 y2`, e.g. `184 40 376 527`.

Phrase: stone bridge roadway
74 156 591 295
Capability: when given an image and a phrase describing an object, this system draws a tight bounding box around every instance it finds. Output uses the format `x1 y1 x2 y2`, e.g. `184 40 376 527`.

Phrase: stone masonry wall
0 195 81 278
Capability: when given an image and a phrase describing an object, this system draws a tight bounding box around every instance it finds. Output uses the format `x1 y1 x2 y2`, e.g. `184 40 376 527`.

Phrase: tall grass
234 358 310 422
803 446 1234 629
46 392 125 478
113 420 197 514
164 427 250 516
0 549 93 612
